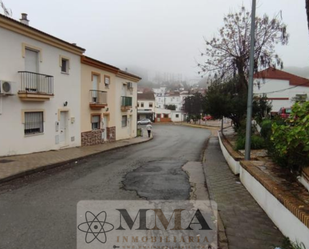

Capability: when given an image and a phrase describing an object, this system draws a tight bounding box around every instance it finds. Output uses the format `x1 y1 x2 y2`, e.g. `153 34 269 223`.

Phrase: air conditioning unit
0 80 16 96
127 82 133 89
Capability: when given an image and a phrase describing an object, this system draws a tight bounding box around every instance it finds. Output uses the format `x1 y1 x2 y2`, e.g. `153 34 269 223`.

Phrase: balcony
121 96 132 111
89 90 108 109
18 71 54 101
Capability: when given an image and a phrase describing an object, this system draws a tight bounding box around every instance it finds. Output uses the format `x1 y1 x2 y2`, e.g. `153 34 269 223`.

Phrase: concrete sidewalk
0 136 152 183
203 136 284 249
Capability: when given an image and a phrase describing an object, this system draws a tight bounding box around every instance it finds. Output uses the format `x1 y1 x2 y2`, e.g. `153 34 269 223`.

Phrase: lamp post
245 0 257 160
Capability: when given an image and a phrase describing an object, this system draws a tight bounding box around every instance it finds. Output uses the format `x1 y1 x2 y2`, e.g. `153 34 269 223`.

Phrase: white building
254 68 309 112
153 87 166 109
137 92 155 121
0 14 85 156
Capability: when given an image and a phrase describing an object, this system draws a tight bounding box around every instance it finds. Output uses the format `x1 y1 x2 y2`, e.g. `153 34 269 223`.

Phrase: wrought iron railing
121 96 132 107
18 71 54 94
90 90 107 104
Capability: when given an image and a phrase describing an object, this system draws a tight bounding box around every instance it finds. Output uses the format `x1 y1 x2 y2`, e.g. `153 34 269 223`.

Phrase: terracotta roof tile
254 67 309 87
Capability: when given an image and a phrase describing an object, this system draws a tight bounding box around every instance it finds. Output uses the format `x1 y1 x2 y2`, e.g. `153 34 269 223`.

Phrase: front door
59 111 68 146
25 48 39 92
102 116 107 140
128 116 132 137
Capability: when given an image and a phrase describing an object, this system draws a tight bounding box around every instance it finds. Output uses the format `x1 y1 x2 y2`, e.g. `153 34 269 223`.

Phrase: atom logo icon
78 211 114 244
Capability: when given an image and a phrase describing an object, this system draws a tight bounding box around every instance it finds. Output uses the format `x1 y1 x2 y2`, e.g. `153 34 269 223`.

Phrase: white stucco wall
0 27 81 156
253 78 309 112
114 77 137 140
171 111 183 122
240 167 309 248
218 132 240 175
137 100 155 113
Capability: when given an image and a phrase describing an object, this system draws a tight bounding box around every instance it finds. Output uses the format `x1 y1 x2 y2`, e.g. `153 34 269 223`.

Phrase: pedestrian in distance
146 122 152 138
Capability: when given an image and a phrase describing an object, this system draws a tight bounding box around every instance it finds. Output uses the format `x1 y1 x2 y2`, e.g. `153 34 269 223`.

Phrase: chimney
20 13 29 25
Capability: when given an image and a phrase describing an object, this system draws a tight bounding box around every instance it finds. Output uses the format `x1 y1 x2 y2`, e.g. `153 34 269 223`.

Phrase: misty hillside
283 66 309 79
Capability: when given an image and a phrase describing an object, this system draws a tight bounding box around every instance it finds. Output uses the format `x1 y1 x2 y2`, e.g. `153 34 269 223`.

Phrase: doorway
25 48 39 92
59 111 68 147
102 116 107 141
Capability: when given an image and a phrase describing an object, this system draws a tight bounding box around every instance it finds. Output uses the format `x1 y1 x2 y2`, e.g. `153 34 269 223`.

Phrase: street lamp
245 0 257 160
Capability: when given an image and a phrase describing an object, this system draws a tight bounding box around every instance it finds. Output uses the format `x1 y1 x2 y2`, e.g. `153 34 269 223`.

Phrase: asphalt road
0 124 211 249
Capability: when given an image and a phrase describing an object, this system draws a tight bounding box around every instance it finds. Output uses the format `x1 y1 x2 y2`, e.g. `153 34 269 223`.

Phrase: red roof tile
254 67 309 87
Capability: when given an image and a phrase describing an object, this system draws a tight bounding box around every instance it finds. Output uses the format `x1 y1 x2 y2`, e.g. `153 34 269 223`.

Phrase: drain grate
0 159 14 163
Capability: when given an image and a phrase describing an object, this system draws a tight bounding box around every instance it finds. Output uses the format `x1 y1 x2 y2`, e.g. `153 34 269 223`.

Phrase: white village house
0 14 85 156
254 67 309 112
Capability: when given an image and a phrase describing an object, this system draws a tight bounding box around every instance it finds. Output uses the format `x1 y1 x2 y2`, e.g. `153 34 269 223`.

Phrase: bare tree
306 0 309 33
0 0 12 17
198 6 289 89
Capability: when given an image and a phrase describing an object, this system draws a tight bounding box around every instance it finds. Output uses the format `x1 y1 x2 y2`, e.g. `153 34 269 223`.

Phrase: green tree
183 93 205 121
271 101 309 173
165 104 176 111
198 6 289 89
204 77 271 129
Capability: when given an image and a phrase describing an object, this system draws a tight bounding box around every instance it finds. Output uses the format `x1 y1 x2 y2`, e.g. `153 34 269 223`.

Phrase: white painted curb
240 166 309 248
218 131 240 175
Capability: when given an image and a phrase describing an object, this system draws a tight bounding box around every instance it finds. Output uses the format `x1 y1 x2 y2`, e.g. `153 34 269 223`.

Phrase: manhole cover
0 159 14 163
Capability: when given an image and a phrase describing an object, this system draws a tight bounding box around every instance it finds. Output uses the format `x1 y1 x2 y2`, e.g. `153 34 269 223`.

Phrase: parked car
278 107 291 119
203 115 213 120
137 119 152 125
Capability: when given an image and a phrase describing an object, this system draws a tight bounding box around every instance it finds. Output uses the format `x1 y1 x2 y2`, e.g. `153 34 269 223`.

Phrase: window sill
61 71 70 75
24 133 44 137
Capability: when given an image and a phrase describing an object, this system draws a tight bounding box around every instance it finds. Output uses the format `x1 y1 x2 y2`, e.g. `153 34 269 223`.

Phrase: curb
0 136 153 185
174 122 229 130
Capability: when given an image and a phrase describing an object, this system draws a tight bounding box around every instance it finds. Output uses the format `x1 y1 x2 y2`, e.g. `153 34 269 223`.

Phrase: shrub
271 101 309 173
235 134 265 150
260 119 272 140
274 237 306 249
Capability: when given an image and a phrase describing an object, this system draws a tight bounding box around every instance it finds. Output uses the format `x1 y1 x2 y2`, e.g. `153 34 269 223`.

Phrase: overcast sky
3 0 309 82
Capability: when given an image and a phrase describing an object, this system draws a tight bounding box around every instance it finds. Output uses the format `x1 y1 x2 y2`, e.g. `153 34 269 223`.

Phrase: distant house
155 108 172 123
254 67 309 112
137 92 155 121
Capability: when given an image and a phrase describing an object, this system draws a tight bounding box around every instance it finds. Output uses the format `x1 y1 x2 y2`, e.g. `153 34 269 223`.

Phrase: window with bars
122 115 127 127
24 112 44 135
91 115 100 130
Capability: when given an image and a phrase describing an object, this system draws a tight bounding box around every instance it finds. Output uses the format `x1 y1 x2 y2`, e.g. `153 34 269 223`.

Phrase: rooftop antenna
0 0 12 17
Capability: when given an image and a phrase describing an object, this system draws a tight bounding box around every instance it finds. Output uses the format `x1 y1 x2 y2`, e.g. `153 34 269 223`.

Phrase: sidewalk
203 136 284 249
0 136 152 183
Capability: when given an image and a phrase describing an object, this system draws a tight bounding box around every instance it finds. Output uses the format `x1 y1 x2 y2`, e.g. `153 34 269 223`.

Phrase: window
24 112 44 135
122 115 127 127
164 114 169 118
91 115 100 130
104 75 110 88
61 58 69 73
149 102 153 108
137 102 140 107
156 114 161 118
141 102 144 108
176 114 179 118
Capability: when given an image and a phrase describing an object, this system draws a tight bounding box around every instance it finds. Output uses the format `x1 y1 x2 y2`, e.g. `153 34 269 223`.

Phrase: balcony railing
89 90 107 109
18 71 54 95
121 96 132 111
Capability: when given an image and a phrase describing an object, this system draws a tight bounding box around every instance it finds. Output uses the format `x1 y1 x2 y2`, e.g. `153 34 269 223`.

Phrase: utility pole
245 0 257 160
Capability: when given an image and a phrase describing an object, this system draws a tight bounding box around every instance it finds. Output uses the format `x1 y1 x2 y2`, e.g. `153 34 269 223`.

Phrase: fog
4 0 309 83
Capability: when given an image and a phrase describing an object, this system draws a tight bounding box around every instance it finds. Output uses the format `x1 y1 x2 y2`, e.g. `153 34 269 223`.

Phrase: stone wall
107 126 116 142
81 129 104 146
